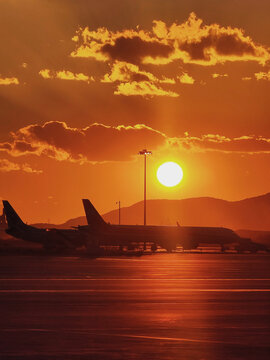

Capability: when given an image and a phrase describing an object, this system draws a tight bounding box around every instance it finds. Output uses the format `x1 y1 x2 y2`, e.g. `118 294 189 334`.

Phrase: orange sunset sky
0 0 270 223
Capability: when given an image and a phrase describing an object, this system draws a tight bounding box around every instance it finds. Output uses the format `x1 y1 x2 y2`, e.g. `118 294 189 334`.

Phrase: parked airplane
2 200 87 252
3 199 267 254
80 199 267 253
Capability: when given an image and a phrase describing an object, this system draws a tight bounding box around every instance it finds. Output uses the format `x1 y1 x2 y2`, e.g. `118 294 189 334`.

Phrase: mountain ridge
32 192 270 231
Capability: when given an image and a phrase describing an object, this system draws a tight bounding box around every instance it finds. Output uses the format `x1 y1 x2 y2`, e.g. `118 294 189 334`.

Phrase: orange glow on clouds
0 77 19 85
72 13 270 67
0 2 270 223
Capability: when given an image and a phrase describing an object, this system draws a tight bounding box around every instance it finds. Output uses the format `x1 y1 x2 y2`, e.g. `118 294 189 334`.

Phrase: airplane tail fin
82 199 107 228
2 200 26 229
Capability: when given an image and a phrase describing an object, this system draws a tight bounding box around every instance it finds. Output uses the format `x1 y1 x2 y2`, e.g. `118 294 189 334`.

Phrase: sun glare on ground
157 161 183 187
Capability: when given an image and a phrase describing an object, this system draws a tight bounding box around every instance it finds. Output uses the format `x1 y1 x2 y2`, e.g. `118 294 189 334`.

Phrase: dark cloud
214 33 255 56
2 122 270 164
0 121 166 162
180 31 256 62
72 13 269 66
180 36 212 61
130 72 150 82
101 36 173 64
13 141 37 153
0 143 12 151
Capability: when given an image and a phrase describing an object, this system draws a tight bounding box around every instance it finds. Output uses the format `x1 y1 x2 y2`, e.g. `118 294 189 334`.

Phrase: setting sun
157 162 183 187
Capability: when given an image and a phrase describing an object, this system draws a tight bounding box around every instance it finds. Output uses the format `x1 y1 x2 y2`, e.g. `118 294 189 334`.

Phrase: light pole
116 201 121 225
138 149 152 226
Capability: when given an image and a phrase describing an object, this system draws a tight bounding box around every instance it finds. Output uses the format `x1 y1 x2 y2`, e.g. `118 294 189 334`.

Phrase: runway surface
0 253 270 359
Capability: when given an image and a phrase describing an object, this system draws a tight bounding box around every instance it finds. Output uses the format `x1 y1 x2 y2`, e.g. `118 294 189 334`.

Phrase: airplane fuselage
6 223 86 250
78 223 244 251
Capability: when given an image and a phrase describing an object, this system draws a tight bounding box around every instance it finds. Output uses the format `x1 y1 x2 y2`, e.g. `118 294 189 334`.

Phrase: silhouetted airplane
3 199 267 254
2 200 86 252
80 199 267 253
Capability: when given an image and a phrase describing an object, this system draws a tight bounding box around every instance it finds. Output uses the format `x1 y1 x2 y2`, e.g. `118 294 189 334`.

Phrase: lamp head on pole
138 149 152 156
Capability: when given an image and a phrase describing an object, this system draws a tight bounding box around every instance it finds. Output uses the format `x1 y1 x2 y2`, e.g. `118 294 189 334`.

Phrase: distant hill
36 192 270 232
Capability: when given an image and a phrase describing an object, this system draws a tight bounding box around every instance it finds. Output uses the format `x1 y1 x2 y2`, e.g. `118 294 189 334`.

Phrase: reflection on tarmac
0 254 270 359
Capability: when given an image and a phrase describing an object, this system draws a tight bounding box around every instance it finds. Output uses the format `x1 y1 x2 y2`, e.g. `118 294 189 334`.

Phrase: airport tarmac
0 254 269 359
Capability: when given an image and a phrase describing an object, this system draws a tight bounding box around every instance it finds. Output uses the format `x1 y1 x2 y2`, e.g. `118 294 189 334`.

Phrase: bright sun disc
157 162 183 187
